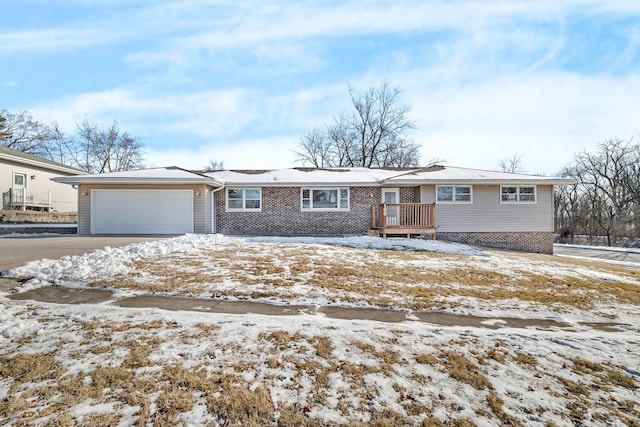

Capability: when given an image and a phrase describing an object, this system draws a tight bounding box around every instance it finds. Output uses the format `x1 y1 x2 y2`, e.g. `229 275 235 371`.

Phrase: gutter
386 180 576 186
51 178 224 186
1 153 85 175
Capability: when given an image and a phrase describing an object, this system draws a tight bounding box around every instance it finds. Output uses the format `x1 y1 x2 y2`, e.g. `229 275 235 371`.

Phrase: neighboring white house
54 165 575 253
0 146 84 212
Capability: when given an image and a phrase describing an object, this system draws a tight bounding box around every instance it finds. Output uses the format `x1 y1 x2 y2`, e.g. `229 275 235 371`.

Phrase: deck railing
378 203 436 230
2 188 52 210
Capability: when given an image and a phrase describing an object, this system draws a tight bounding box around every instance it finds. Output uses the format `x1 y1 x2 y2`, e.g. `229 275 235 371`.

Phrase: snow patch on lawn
2 234 483 290
1 298 638 426
245 235 486 256
555 243 640 254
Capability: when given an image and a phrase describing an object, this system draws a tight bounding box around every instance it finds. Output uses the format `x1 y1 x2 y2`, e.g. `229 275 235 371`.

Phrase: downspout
209 182 226 234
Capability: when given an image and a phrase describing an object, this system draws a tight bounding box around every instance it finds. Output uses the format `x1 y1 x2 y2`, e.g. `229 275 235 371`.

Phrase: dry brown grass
604 367 636 390
78 241 640 313
513 352 537 366
415 353 438 365
91 366 133 391
5 241 640 426
154 390 196 424
352 341 400 366
439 350 492 390
0 352 64 387
567 357 636 390
206 385 275 425
486 391 522 426
557 376 590 396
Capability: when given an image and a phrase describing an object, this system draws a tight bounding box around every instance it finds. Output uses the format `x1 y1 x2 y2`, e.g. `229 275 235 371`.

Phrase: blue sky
2 0 639 175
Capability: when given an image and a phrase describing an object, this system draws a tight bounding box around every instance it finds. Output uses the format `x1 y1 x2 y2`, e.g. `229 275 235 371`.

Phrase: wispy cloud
6 0 640 174
406 71 640 174
0 28 114 55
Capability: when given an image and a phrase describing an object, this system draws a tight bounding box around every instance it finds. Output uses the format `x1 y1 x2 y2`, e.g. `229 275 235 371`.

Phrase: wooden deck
373 203 437 238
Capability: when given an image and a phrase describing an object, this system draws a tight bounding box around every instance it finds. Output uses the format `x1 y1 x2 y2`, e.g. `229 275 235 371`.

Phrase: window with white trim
500 186 536 203
301 188 349 211
13 173 25 187
436 185 472 203
226 188 262 211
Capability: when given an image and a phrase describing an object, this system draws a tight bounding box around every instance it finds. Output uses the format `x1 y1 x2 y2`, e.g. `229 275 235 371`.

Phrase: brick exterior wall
436 231 554 254
215 186 382 236
400 187 419 203
215 185 552 253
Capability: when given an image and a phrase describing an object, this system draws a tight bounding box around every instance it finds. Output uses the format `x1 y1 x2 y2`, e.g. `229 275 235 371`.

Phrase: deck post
371 205 375 229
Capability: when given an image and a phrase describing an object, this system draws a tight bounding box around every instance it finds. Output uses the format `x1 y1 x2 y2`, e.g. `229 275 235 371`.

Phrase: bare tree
0 113 10 142
0 109 55 156
555 137 640 245
1 109 145 173
498 153 524 173
204 160 225 171
73 119 145 173
295 81 420 168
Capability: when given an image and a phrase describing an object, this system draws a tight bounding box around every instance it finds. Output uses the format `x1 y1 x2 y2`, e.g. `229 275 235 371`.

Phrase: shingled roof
0 145 84 175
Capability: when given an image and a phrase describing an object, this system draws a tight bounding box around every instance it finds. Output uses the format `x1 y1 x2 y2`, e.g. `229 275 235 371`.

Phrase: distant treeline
555 137 640 247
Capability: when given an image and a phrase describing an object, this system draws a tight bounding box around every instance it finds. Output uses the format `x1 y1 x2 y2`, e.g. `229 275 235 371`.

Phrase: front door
12 172 27 206
381 188 400 226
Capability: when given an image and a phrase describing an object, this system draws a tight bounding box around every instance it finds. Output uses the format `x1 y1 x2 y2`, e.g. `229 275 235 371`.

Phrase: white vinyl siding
0 160 78 212
421 184 553 232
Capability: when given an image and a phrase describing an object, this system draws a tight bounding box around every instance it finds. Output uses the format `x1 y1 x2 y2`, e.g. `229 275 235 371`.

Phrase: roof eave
386 179 576 186
1 153 85 175
53 177 223 186
223 181 384 187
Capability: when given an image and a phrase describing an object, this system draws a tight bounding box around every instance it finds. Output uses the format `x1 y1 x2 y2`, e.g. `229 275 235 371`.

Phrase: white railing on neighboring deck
2 188 52 210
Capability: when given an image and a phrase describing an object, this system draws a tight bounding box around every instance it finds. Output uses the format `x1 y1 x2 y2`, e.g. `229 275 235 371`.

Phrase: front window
226 188 262 211
501 186 536 203
436 186 472 203
301 188 349 211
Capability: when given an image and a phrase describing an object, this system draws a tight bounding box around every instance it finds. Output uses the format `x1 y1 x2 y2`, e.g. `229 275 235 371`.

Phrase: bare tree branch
554 137 640 245
1 109 145 173
295 81 420 168
498 153 524 173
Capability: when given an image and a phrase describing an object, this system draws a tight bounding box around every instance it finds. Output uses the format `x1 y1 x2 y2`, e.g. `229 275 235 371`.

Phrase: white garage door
91 190 194 234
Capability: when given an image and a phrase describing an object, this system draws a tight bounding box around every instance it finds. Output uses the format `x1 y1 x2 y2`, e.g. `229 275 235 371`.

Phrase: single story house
54 165 574 253
1 145 84 212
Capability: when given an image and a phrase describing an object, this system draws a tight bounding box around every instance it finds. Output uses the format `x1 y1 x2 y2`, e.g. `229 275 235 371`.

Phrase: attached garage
53 167 223 235
91 190 194 235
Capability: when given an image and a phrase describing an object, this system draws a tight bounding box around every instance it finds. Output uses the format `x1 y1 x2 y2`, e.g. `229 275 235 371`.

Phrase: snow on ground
1 294 639 426
3 234 639 323
555 244 640 254
1 235 639 426
246 235 487 256
2 234 483 291
0 233 65 238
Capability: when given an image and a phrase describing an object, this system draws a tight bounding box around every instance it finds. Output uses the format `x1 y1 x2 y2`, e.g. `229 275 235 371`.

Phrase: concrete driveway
554 244 640 264
0 235 168 273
